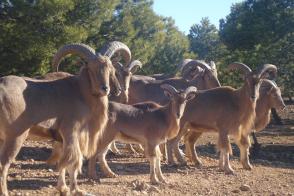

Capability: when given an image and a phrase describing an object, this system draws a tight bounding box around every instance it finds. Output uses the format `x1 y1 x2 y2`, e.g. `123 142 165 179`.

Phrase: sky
153 0 243 34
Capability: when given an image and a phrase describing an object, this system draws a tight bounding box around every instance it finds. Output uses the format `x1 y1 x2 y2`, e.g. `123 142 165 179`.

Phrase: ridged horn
256 64 277 79
99 41 131 66
184 86 197 95
210 61 216 70
52 43 96 71
260 79 278 90
177 59 193 71
160 84 178 95
228 62 252 75
127 60 142 73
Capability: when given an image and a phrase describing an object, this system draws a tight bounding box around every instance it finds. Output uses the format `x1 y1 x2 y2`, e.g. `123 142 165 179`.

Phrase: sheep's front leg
236 135 252 170
68 165 86 196
0 131 28 196
57 168 69 196
155 146 167 184
218 150 225 171
218 133 234 174
58 126 84 196
149 156 159 184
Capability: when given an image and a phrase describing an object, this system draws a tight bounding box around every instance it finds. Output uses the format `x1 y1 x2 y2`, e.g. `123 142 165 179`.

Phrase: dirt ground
7 103 294 196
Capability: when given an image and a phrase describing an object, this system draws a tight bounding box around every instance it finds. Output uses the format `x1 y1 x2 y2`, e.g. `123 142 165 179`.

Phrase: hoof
105 172 118 178
224 168 235 175
242 163 253 170
194 162 203 169
150 177 160 185
58 185 70 196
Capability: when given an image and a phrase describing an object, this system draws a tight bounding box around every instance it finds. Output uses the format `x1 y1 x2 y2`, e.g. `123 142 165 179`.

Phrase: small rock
29 159 34 163
48 169 54 172
132 190 140 195
15 175 22 180
131 179 149 192
48 185 53 188
232 189 240 193
16 192 21 196
240 184 250 191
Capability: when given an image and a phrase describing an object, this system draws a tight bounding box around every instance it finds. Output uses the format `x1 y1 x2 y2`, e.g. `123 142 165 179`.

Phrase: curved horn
127 60 142 73
210 61 216 70
52 43 96 71
260 79 278 89
256 64 277 79
182 60 211 73
99 41 131 66
177 59 193 71
228 62 252 75
114 62 124 70
160 84 178 95
184 86 197 95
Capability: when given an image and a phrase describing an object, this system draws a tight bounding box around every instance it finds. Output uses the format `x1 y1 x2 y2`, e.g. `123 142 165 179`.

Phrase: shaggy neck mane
77 68 109 158
236 82 256 136
255 91 271 131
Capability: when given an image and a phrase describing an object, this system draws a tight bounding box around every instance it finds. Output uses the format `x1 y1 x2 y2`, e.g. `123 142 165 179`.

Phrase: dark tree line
0 0 293 97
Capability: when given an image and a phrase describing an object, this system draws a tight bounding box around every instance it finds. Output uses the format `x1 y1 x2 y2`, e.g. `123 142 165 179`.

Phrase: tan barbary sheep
166 63 277 174
183 79 286 166
0 43 130 196
87 84 197 184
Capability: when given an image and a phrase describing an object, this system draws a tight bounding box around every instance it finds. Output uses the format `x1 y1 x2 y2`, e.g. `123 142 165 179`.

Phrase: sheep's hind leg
126 144 139 155
57 168 69 196
109 141 121 155
98 146 118 178
0 131 28 196
47 141 63 165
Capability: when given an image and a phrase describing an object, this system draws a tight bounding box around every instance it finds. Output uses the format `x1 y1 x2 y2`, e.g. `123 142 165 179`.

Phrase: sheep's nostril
176 113 180 118
101 86 109 92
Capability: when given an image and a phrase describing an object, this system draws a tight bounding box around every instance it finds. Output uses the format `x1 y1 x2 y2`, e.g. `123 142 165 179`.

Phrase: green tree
188 17 226 62
219 0 294 97
0 0 118 76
